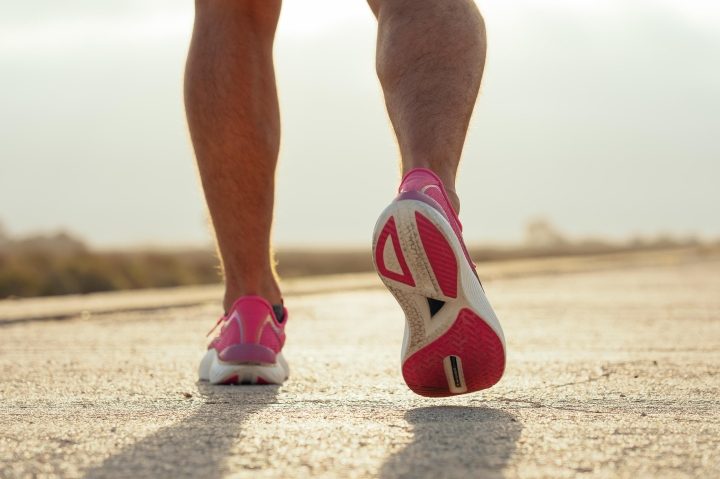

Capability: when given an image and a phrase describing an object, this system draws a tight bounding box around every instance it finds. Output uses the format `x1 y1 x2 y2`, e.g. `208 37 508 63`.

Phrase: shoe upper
207 296 287 364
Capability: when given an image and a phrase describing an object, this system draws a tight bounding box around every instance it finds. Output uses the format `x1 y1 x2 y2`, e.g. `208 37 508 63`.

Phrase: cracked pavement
1 252 719 478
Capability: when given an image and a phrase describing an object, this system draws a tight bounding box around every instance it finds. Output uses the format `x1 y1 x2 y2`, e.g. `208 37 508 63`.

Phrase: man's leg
369 0 505 397
185 0 282 310
368 0 486 212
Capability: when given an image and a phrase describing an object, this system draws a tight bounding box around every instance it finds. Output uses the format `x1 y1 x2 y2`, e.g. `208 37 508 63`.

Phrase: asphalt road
1 253 719 478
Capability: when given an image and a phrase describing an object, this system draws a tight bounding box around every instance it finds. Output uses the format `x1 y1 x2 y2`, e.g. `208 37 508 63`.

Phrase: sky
1 0 719 248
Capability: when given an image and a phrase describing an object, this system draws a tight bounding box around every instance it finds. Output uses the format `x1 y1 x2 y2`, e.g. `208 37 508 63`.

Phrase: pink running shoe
198 296 289 385
372 168 506 397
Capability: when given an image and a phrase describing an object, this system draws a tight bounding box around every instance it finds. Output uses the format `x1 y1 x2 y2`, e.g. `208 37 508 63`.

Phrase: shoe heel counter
236 300 284 352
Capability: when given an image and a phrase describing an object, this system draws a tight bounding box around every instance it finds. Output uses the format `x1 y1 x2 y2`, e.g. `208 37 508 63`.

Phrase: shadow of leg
84 384 279 479
380 406 522 479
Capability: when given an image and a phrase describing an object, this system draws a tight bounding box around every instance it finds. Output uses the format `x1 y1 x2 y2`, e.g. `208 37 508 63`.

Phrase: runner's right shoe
372 168 506 397
199 295 289 385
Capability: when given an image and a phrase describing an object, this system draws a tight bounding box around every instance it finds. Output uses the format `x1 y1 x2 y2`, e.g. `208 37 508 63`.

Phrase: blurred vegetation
0 220 716 299
0 249 221 297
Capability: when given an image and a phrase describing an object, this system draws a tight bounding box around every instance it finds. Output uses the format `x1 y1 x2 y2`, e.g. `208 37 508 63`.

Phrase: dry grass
1 222 716 298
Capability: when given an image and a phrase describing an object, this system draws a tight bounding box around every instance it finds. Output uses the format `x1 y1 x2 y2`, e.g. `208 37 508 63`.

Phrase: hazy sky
1 0 718 248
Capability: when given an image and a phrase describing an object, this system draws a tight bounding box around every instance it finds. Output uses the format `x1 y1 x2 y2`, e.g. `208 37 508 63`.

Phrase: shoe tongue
272 304 286 323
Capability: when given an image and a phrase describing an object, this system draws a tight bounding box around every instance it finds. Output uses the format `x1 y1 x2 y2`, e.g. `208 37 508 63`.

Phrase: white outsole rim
198 349 289 385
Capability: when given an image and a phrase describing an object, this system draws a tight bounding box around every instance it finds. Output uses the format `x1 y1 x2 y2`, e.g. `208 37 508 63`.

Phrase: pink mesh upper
208 296 286 355
399 168 463 233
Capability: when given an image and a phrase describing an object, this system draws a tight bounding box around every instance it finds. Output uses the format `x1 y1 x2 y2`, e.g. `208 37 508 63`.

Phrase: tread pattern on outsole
217 374 275 386
415 212 458 298
220 375 239 385
401 308 505 397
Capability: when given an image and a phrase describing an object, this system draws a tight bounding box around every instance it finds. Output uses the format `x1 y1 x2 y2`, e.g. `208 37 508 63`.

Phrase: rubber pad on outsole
218 376 274 386
220 375 239 385
415 212 457 298
401 308 505 397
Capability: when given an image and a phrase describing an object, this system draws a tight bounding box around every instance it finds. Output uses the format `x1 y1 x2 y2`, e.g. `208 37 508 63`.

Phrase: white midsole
372 199 506 363
198 348 289 385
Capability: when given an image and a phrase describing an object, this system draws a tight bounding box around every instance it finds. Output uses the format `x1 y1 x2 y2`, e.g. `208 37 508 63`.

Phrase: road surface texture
1 250 719 478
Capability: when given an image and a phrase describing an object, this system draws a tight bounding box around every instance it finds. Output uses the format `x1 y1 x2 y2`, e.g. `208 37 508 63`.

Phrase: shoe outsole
402 308 505 396
372 198 506 397
198 349 289 385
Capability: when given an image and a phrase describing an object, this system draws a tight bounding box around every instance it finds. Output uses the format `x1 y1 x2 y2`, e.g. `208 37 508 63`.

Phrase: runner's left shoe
199 295 289 385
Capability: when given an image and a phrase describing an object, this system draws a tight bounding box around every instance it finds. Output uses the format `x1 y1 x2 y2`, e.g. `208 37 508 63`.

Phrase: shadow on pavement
380 406 522 479
84 383 278 479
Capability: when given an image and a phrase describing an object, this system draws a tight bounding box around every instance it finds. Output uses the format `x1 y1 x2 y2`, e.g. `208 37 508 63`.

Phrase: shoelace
206 316 225 337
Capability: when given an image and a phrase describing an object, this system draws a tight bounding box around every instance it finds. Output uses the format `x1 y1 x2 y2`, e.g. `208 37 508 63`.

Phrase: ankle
223 278 282 312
